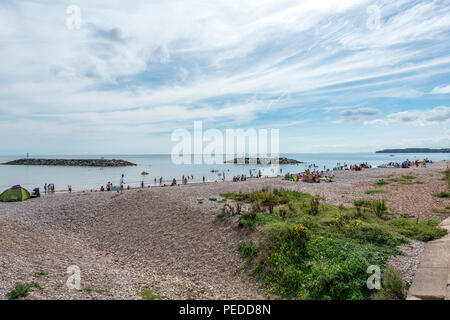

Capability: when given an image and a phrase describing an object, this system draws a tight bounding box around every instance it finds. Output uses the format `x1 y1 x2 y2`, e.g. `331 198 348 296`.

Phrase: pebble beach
0 161 448 300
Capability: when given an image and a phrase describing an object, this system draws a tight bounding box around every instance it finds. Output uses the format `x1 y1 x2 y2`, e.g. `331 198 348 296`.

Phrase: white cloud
431 84 450 94
0 0 449 153
335 107 379 122
365 106 450 126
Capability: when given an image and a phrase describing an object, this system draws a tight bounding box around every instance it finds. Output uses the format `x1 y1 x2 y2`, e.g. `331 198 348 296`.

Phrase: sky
0 0 449 155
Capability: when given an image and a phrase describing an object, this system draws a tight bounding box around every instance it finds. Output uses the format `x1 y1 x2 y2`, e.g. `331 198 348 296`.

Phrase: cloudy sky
0 0 449 155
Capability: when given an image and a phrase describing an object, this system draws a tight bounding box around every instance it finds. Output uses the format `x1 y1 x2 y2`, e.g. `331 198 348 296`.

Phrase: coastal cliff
376 148 450 153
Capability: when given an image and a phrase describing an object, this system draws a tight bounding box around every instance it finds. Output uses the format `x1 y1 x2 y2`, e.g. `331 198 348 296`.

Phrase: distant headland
376 148 450 153
224 157 302 164
2 158 137 167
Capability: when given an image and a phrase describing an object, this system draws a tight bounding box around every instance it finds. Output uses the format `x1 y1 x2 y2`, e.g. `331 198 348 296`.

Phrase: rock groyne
2 158 137 167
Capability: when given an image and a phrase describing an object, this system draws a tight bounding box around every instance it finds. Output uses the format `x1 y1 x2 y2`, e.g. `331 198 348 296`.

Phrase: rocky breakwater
2 158 137 167
224 157 303 164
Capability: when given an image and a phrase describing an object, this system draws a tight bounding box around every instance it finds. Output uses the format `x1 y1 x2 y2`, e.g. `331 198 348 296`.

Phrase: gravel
0 161 447 299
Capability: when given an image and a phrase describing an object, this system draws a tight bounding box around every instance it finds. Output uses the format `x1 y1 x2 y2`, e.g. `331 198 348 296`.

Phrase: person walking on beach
44 183 47 194
119 174 125 193
159 177 163 186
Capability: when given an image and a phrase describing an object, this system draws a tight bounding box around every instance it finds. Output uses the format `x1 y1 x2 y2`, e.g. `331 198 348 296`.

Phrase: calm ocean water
0 153 448 192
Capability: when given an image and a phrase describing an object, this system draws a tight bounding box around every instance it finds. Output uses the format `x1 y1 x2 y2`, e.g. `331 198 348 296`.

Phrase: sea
0 153 448 192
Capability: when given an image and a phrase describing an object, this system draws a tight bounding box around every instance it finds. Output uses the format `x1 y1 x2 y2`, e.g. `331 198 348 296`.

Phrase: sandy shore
0 161 448 299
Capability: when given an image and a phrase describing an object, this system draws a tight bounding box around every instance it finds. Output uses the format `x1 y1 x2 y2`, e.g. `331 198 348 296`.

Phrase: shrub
250 200 264 213
390 218 447 241
278 206 289 219
288 224 309 241
372 266 406 300
354 199 372 208
371 199 387 217
382 266 406 299
239 212 257 229
309 197 320 216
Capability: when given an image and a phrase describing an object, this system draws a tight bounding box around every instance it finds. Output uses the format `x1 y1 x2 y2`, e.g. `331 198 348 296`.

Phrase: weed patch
6 282 41 300
390 219 447 241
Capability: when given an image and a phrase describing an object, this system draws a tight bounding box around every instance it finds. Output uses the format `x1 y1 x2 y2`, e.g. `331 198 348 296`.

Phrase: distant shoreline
376 148 450 153
1 158 137 167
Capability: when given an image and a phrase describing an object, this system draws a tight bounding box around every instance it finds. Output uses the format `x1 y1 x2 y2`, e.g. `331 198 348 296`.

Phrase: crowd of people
43 157 435 194
43 183 55 194
378 158 431 168
333 162 371 170
285 169 336 183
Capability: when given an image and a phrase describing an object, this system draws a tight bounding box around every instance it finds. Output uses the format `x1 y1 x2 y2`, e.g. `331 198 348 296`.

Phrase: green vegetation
436 191 449 198
208 198 217 201
237 241 258 265
83 288 108 294
140 285 161 300
382 175 420 185
375 179 390 186
220 188 447 299
365 189 388 195
33 271 49 277
353 199 372 208
435 169 450 198
443 169 450 189
390 219 447 241
6 282 41 300
371 267 406 300
371 200 388 218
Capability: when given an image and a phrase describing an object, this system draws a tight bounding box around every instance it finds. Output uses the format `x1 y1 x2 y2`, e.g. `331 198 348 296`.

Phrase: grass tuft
390 218 447 241
6 282 41 300
365 189 387 195
140 285 161 300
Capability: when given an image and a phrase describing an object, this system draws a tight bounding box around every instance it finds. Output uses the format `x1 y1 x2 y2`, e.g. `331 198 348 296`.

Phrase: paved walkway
407 217 450 300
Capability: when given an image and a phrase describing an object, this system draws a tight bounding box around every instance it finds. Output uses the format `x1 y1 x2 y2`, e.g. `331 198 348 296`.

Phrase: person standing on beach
68 185 72 193
203 176 205 183
119 174 125 193
44 183 47 194
159 177 163 186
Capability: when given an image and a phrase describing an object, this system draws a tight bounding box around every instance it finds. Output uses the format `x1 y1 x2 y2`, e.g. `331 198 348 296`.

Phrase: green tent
0 187 30 202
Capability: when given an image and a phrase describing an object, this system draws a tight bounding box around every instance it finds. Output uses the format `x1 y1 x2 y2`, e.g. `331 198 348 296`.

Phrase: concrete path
407 217 450 300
